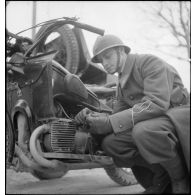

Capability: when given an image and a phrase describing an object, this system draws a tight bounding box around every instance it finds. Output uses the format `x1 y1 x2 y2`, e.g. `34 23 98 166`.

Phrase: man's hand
75 108 113 135
74 108 92 124
86 112 113 135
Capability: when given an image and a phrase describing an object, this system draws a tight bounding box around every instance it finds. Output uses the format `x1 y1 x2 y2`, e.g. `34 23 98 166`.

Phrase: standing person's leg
132 116 189 193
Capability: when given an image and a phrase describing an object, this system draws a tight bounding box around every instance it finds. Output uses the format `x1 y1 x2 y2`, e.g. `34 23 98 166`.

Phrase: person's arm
112 98 129 114
109 55 172 134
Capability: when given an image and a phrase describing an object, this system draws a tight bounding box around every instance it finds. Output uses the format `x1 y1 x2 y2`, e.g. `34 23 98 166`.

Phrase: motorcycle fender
11 99 33 132
6 111 15 164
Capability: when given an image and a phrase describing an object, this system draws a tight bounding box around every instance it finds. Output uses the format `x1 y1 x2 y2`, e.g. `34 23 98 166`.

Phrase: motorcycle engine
44 118 93 154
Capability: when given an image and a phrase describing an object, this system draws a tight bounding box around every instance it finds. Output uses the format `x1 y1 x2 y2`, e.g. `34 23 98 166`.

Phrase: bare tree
139 1 190 62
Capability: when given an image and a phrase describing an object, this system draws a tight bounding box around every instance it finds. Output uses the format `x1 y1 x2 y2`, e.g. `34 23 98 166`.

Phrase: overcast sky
6 1 190 90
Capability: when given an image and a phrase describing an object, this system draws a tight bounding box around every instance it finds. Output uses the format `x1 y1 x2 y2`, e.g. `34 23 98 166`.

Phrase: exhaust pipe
15 144 49 172
16 142 104 173
15 144 69 176
29 123 113 171
29 124 64 169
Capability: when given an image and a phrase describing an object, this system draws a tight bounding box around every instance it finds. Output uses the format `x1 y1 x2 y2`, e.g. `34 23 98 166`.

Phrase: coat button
119 124 123 128
130 96 134 100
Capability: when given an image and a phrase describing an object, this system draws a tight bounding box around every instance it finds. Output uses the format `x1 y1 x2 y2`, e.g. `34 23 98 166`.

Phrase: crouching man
75 34 190 194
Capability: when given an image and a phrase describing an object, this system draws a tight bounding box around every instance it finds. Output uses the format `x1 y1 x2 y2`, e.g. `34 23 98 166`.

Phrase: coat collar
119 54 136 88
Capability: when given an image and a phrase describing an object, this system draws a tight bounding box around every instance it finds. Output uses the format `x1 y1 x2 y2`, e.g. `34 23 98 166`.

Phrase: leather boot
133 155 170 194
142 164 170 194
171 176 190 194
160 152 190 194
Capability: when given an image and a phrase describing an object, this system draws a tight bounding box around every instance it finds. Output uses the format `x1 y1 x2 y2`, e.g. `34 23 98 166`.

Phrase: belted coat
108 53 190 170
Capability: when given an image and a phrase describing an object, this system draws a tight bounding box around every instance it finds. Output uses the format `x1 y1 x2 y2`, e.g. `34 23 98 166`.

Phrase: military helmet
91 34 131 63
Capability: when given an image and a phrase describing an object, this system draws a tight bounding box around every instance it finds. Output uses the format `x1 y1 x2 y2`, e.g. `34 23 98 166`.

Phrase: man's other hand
74 108 92 124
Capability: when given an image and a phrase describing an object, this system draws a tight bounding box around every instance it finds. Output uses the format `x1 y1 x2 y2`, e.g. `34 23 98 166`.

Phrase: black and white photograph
5 1 191 194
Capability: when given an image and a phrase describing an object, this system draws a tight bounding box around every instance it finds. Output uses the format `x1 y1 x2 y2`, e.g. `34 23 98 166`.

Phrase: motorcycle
6 17 137 186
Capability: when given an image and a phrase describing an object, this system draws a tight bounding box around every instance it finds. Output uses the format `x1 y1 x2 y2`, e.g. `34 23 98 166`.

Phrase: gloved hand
74 108 93 124
85 112 113 135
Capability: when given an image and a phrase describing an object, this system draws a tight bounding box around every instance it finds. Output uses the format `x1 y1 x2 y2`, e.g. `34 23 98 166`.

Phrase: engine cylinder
50 119 77 153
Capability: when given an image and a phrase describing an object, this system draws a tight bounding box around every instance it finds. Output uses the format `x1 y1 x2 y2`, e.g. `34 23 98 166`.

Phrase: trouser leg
101 131 139 167
101 131 171 192
160 151 190 194
132 116 179 164
160 151 186 180
133 154 170 185
132 116 189 193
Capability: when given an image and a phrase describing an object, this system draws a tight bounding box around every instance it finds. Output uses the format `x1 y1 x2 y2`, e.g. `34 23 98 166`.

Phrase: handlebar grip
7 31 22 40
7 30 33 44
74 22 105 36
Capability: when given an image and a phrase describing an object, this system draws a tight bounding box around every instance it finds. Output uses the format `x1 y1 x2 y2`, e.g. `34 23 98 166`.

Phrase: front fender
6 111 15 165
11 99 33 132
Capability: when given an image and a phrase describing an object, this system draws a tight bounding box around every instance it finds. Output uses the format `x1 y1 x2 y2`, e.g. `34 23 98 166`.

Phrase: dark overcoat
108 53 190 171
166 105 190 171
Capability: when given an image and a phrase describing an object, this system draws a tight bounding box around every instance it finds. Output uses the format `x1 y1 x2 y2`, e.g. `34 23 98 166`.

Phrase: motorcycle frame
7 51 113 172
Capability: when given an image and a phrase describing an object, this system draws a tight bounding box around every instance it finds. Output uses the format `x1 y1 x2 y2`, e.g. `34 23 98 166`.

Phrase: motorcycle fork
17 113 30 152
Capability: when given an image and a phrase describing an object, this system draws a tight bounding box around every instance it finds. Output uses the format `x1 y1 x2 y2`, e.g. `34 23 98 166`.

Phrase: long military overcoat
108 53 190 171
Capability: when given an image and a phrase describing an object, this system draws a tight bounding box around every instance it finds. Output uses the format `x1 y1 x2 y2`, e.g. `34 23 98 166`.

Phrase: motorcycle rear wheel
104 165 137 186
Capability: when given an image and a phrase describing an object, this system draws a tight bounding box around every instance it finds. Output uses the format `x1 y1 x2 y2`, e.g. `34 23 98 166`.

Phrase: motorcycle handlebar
24 18 105 56
7 30 33 44
73 22 105 36
7 31 22 40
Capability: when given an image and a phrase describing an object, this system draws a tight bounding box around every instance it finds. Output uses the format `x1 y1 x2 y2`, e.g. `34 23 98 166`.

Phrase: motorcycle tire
104 165 137 186
33 24 80 74
6 112 15 167
31 168 68 180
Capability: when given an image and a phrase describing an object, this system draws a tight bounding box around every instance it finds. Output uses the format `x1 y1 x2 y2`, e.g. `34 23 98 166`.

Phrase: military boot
160 152 190 194
142 164 170 194
171 176 190 194
133 155 171 194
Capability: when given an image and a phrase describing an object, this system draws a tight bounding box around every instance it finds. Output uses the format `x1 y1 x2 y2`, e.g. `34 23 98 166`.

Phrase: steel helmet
91 34 131 63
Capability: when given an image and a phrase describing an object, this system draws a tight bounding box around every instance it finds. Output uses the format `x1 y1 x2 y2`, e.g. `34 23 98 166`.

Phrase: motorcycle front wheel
31 168 68 180
104 165 137 186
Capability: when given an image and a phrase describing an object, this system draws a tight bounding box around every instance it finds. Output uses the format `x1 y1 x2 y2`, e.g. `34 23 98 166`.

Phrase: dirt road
6 168 144 194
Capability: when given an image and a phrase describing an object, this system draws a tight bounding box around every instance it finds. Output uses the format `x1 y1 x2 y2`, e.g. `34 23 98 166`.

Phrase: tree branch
155 43 187 48
157 9 185 39
179 2 190 58
139 1 190 61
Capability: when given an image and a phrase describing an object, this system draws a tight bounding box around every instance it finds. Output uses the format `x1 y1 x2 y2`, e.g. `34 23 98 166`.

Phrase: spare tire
33 24 80 74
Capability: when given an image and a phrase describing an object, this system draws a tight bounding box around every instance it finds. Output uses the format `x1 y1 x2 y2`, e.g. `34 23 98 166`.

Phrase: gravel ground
6 168 144 194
